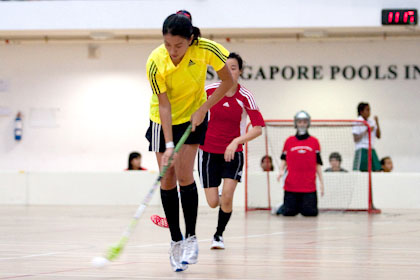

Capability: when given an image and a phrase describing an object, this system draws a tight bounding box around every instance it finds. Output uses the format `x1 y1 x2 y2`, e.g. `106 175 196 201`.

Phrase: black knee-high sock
215 207 232 237
160 187 182 242
180 182 198 237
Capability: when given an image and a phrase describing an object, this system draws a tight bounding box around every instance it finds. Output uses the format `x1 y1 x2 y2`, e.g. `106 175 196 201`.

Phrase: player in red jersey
199 52 265 249
276 111 325 216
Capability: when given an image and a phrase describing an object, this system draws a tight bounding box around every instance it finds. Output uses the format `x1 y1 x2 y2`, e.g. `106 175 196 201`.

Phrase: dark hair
163 11 201 45
357 102 369 116
329 152 342 162
380 156 391 166
128 152 141 170
261 155 274 171
228 52 244 70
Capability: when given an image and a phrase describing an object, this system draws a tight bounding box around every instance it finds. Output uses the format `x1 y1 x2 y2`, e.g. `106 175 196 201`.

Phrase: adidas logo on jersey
188 60 195 66
223 102 230 107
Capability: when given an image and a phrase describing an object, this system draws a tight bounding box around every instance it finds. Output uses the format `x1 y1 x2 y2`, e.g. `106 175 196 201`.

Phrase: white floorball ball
91 256 109 268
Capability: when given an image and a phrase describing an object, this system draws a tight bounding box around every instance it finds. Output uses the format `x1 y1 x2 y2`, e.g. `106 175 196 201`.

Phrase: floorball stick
92 124 192 267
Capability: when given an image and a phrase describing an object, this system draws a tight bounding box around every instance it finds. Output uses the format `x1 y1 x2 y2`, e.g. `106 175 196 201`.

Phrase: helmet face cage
294 110 311 129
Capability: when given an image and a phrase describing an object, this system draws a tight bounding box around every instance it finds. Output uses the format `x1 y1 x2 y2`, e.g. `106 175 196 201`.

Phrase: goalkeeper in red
199 52 265 249
276 111 324 216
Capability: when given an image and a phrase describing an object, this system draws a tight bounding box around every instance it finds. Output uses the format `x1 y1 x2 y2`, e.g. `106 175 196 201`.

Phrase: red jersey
200 82 265 154
124 167 147 171
282 135 321 193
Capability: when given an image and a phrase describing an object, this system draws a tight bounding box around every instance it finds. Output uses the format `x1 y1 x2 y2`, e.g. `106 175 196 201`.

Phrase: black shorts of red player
198 149 244 188
281 191 318 217
145 116 208 153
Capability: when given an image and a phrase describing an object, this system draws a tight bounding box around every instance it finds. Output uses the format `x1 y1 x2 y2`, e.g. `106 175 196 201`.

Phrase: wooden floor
1 206 420 279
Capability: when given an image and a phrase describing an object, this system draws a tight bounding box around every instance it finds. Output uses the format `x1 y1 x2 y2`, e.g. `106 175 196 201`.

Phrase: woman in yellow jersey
145 11 233 272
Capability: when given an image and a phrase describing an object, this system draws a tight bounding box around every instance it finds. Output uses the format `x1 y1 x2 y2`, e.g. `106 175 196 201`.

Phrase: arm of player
316 164 325 196
353 128 368 142
353 130 367 142
224 126 262 162
277 160 287 182
157 92 175 167
353 122 369 142
374 116 381 139
190 65 233 131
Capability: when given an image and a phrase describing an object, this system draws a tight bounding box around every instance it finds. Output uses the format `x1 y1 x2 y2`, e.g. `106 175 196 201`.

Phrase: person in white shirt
352 102 382 171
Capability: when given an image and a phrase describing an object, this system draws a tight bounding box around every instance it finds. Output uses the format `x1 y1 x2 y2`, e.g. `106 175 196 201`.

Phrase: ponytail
191 26 201 45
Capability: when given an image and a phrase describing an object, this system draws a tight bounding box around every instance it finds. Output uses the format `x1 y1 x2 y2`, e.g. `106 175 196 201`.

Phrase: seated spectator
261 155 274 172
325 152 348 172
380 156 393 172
126 152 147 171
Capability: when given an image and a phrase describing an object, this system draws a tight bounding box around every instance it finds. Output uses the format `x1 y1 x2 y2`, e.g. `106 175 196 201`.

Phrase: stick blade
105 239 126 261
151 214 169 228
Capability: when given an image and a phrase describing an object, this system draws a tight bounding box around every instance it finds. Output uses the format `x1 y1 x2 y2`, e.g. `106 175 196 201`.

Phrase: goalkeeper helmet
294 110 311 135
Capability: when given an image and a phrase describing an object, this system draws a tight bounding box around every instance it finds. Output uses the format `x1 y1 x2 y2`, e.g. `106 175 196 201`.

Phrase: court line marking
130 226 336 248
0 227 337 279
2 257 420 280
303 228 420 245
0 246 94 261
0 227 336 261
14 227 420 278
0 273 244 280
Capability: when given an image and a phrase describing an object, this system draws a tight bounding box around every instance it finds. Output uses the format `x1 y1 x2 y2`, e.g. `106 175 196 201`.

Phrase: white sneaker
210 235 225 250
182 235 199 265
169 240 188 272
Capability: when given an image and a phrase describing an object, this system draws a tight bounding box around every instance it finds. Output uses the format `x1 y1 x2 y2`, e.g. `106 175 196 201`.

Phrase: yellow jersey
146 37 229 125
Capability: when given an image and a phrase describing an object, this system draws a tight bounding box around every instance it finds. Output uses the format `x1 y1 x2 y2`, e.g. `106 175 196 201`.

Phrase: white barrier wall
0 171 27 204
1 171 420 210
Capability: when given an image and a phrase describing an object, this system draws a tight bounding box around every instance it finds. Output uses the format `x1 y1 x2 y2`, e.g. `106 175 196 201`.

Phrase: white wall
0 0 419 31
0 43 154 171
1 39 419 172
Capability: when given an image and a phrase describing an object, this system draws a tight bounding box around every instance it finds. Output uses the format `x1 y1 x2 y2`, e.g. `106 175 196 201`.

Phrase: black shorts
198 149 244 188
282 191 318 217
145 117 208 153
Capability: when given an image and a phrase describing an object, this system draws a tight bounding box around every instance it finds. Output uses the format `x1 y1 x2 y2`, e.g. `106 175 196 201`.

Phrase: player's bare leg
204 187 220 208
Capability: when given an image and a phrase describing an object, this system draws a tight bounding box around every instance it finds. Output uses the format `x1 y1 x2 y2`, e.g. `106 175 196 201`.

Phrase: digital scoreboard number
382 9 417 25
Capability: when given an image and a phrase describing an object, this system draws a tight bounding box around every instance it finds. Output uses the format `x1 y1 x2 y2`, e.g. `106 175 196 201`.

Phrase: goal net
245 119 380 213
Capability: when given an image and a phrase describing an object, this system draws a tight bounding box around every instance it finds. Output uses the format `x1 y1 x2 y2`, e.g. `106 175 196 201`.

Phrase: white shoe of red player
210 235 225 250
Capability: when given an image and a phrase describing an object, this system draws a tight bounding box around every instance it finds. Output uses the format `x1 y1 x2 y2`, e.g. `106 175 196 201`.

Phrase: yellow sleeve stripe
198 41 228 63
199 41 228 59
148 61 161 95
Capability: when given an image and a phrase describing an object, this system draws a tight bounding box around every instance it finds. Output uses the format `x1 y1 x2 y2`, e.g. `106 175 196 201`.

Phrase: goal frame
244 119 381 214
